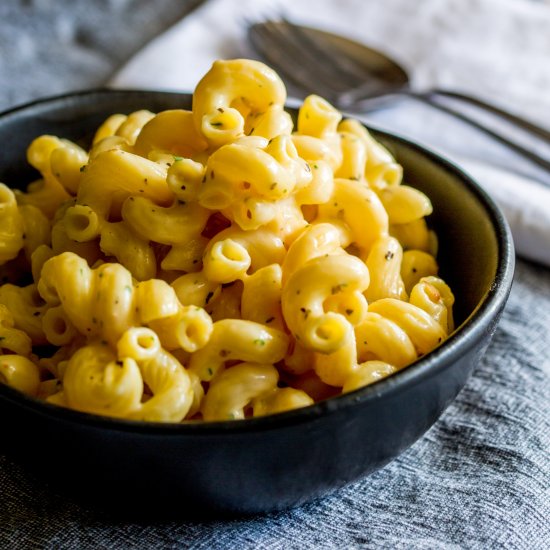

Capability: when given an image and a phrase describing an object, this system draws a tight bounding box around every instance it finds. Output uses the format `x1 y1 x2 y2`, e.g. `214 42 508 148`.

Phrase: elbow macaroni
0 59 455 422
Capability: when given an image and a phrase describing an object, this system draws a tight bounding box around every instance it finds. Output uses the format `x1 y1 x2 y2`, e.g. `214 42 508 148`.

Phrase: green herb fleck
331 283 348 295
173 155 184 162
211 121 223 128
253 339 266 346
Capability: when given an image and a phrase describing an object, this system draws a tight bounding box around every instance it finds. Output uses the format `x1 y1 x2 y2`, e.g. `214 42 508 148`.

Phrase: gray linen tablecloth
1 1 549 548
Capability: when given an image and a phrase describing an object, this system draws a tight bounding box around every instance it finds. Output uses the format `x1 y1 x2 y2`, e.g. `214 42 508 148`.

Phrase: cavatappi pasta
0 59 454 422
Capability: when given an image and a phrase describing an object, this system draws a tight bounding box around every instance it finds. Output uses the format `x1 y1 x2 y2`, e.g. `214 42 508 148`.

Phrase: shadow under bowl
0 90 514 517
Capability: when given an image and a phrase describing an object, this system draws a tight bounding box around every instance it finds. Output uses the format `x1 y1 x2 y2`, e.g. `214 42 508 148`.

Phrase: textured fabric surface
0 0 203 112
1 1 549 548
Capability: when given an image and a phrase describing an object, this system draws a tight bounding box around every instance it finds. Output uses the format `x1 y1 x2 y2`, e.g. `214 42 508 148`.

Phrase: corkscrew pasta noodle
0 59 455 422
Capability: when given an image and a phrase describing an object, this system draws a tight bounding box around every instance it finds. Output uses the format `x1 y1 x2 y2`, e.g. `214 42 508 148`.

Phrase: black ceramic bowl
0 90 514 517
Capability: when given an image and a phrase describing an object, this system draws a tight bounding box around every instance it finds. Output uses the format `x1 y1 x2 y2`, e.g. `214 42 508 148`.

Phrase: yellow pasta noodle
115 109 155 145
133 109 207 158
0 354 40 396
192 59 287 143
317 178 389 257
128 347 194 422
282 254 370 353
201 362 279 421
0 183 25 265
364 235 407 302
252 386 314 417
0 283 48 344
189 318 289 382
54 343 144 418
0 304 32 357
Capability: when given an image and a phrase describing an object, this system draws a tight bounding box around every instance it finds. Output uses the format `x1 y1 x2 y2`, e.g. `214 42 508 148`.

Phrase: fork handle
426 89 550 142
409 91 550 172
348 82 550 172
345 83 550 144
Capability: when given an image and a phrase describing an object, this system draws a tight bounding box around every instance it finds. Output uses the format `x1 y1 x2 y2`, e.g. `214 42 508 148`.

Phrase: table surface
1 1 549 549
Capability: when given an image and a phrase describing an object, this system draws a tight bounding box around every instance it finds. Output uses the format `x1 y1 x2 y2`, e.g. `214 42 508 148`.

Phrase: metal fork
247 19 550 173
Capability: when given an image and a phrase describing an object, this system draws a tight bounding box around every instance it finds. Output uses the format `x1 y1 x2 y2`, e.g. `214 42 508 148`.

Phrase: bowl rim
0 88 515 435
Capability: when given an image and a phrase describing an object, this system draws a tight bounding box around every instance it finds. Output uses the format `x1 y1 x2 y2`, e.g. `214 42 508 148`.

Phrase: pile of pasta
0 59 454 422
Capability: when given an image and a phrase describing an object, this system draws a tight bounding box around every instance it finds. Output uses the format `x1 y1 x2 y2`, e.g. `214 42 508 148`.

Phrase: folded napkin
111 0 550 267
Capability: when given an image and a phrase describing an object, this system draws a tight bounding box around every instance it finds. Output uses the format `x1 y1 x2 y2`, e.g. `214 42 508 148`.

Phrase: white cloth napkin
110 0 550 267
